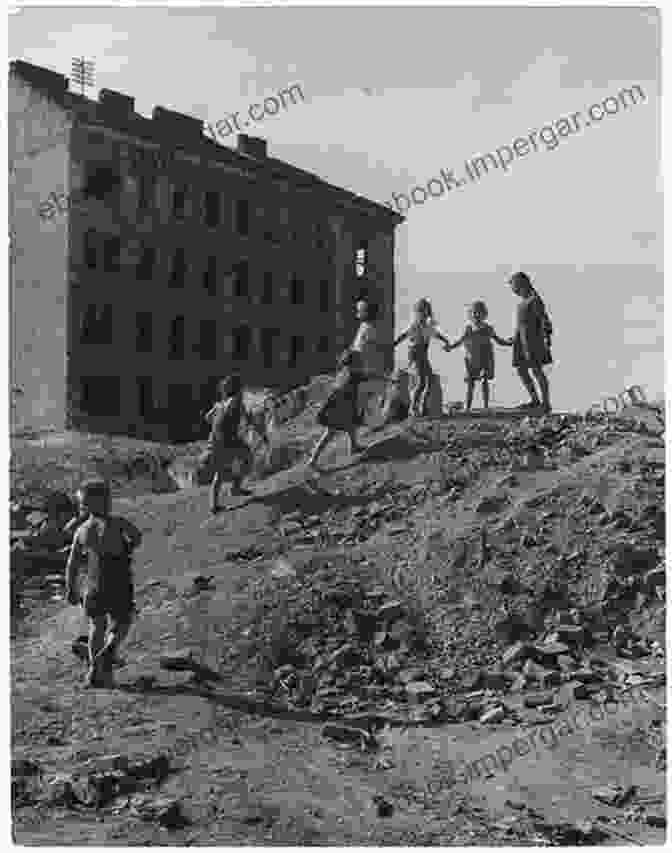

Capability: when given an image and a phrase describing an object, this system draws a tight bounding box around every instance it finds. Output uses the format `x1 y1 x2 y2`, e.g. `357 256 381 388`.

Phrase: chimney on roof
99 88 135 116
10 60 68 97
237 135 267 159
152 105 203 142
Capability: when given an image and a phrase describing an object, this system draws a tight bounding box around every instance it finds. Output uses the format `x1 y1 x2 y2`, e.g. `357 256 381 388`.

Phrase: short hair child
65 479 142 688
446 300 512 411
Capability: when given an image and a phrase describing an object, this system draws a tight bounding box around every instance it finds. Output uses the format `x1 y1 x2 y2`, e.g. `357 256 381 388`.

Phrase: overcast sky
10 4 663 410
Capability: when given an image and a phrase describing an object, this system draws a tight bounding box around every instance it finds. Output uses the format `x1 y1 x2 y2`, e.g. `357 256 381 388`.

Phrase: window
137 377 153 419
83 164 122 201
314 222 328 249
80 304 112 345
234 260 249 299
289 335 304 368
235 199 249 236
261 328 277 368
169 248 187 287
355 241 368 278
262 271 274 305
203 256 217 295
136 246 156 281
169 316 185 360
138 173 155 211
172 185 187 219
135 312 153 353
103 237 121 273
80 376 120 417
199 319 217 361
80 305 97 343
205 191 220 228
84 230 98 269
318 335 330 354
319 279 330 312
290 275 304 305
232 326 251 361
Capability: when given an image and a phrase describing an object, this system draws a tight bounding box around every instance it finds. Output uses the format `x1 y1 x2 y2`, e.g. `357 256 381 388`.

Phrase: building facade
9 60 403 440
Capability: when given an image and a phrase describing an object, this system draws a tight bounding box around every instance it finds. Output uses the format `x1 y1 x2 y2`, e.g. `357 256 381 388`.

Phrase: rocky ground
10 403 666 845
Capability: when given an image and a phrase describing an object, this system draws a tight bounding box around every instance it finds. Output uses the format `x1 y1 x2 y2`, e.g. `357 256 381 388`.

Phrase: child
446 300 512 411
65 480 142 688
202 375 255 514
63 485 92 543
393 298 452 416
306 350 365 470
508 271 553 413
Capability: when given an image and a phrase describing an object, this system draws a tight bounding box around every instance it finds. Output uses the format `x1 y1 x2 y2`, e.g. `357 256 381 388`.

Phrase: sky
9 4 663 411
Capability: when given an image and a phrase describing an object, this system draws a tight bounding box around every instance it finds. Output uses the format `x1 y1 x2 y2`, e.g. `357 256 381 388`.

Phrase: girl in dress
306 350 365 471
393 298 452 416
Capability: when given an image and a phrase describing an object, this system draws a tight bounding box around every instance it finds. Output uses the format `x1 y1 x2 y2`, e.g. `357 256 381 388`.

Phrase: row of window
80 305 331 367
83 162 331 247
82 233 336 306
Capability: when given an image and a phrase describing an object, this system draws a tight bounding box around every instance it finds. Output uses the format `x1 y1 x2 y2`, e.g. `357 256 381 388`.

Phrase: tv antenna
71 57 95 96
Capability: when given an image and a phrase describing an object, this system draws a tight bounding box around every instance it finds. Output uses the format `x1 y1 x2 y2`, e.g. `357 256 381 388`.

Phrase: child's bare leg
531 367 551 411
210 472 222 513
482 379 490 409
465 379 475 410
86 615 106 685
516 366 541 405
307 428 334 468
348 428 363 455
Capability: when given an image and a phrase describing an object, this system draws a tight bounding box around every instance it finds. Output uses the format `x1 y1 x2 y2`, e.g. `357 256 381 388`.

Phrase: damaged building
9 59 403 440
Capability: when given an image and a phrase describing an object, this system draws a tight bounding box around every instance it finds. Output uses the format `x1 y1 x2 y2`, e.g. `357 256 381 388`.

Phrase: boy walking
65 480 142 688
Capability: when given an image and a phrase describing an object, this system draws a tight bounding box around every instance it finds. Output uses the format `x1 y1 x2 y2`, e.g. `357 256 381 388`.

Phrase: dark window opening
235 199 249 236
289 335 304 368
135 312 153 353
169 316 185 360
203 256 217 295
136 246 156 281
84 230 98 269
319 279 330 312
83 164 122 201
290 275 304 305
232 326 251 361
261 328 277 368
138 173 155 211
169 248 187 287
172 185 187 219
355 241 368 278
234 260 249 299
103 237 121 273
199 319 217 361
80 376 120 417
80 304 112 345
314 223 328 249
318 335 330 354
137 377 153 419
205 191 220 228
262 271 274 304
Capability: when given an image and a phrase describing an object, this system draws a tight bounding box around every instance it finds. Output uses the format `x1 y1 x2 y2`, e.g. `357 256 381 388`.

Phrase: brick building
9 60 403 440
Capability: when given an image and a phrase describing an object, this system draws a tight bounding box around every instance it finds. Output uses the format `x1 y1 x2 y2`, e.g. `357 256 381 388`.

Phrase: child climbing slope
65 479 142 688
202 375 256 514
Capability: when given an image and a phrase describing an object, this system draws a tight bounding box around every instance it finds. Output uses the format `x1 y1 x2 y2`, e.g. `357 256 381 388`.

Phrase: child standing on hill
65 480 142 688
202 375 255 514
306 350 366 471
446 300 512 411
393 298 452 417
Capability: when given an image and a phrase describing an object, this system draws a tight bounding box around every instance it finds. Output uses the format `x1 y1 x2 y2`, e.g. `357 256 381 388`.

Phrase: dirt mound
223 552 452 722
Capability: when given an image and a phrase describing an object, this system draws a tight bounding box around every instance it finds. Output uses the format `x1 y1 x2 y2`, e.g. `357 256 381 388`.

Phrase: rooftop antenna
71 57 95 96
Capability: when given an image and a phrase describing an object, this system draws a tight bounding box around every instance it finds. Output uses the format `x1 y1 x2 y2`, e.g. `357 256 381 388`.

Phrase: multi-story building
9 59 403 440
